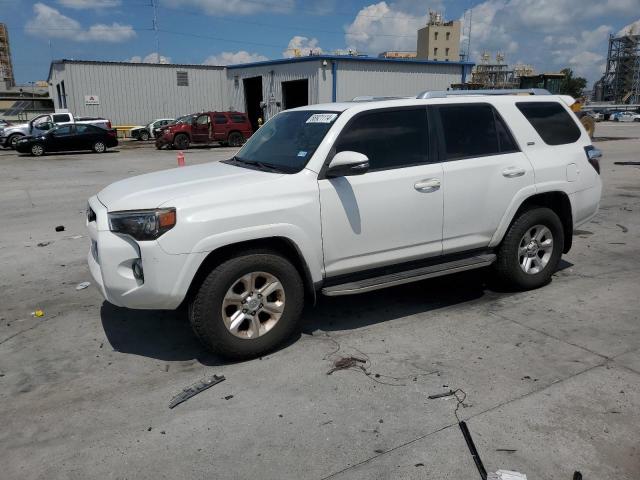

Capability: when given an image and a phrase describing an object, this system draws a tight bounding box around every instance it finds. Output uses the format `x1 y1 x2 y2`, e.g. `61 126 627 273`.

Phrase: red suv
155 111 253 150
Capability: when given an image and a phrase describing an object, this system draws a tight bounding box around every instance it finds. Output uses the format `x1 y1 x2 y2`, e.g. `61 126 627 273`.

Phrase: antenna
151 0 160 63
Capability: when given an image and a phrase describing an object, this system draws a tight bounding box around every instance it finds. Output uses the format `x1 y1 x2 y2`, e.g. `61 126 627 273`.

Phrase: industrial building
417 11 461 62
594 31 640 104
47 55 473 127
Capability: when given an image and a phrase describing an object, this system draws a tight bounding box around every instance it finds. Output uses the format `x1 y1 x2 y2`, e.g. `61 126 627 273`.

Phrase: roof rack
416 88 552 99
351 95 411 102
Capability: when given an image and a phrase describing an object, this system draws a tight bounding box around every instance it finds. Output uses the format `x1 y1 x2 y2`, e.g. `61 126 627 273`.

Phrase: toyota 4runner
87 89 602 359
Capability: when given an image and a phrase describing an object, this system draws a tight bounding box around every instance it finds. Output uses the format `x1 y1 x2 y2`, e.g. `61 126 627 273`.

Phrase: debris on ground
32 309 44 317
168 374 225 409
224 395 234 400
495 449 517 453
487 470 527 480
616 224 628 233
67 235 83 240
55 225 65 232
327 356 366 375
459 421 487 480
37 241 51 247
428 389 456 399
75 282 91 290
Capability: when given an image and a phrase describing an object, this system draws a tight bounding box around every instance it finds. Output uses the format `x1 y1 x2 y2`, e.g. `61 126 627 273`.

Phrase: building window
177 71 189 87
434 47 438 56
434 32 438 40
446 48 450 56
446 32 450 41
56 84 62 108
60 80 67 108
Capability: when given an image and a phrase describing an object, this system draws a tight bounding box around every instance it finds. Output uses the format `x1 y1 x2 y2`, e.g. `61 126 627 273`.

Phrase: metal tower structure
0 23 15 87
595 32 640 103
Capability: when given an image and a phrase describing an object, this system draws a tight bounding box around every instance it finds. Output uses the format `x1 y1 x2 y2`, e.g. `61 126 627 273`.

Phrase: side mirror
326 151 370 178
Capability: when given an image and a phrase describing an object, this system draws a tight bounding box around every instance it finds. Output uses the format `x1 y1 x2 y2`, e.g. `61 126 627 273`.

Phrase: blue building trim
227 54 475 70
332 61 337 102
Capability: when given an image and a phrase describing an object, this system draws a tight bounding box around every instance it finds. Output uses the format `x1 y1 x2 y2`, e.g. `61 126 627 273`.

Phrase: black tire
139 130 150 141
189 250 304 359
227 131 244 147
173 134 189 150
8 134 23 149
493 207 564 290
31 143 45 157
93 141 106 153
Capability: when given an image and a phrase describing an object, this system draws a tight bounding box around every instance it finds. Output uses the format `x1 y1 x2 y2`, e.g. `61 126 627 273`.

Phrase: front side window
437 104 501 160
195 114 210 126
334 108 429 171
231 110 339 173
516 101 581 145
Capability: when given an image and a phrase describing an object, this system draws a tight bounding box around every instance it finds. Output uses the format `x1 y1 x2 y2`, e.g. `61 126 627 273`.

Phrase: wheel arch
503 191 573 253
182 236 317 309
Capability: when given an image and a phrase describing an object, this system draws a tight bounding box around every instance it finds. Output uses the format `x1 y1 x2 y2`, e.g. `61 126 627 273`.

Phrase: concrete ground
0 123 638 480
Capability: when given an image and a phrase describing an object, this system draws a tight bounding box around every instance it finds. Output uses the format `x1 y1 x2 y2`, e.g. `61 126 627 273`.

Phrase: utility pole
151 0 160 63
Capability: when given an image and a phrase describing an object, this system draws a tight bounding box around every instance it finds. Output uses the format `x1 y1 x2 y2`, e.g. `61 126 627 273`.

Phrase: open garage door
282 79 308 110
243 76 263 131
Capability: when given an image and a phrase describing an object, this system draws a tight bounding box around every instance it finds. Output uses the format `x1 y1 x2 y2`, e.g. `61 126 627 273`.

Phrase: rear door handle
502 167 526 178
414 178 441 191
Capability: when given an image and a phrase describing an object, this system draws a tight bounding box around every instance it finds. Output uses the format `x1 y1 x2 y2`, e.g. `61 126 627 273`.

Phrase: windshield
233 110 339 173
174 115 193 125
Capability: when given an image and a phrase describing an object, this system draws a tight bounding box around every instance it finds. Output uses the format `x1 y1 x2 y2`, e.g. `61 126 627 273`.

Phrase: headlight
108 208 176 241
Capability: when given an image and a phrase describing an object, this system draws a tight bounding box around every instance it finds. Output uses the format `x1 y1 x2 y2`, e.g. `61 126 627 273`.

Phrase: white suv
87 89 602 359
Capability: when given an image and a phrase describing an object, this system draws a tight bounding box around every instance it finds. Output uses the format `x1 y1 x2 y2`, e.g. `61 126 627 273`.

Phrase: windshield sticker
306 113 338 124
297 151 308 157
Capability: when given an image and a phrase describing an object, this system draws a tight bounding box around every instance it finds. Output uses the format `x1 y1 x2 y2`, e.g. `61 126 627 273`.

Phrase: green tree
559 68 587 98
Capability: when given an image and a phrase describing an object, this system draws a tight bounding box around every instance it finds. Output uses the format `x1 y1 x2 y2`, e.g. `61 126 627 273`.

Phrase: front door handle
502 167 526 178
414 178 441 192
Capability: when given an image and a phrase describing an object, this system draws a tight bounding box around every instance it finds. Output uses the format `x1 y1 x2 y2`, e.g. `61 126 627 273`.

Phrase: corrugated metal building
48 56 473 127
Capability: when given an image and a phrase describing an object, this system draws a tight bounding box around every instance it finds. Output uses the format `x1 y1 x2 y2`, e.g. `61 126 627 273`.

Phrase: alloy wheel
221 271 285 339
517 224 554 274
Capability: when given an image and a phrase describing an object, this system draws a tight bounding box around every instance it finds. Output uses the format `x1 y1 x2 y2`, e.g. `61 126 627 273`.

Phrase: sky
2 0 639 87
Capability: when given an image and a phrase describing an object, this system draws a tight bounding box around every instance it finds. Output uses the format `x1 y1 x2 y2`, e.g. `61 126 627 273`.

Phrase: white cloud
203 51 268 65
57 0 121 8
160 0 294 16
128 52 172 64
26 3 135 42
283 36 323 57
617 18 640 36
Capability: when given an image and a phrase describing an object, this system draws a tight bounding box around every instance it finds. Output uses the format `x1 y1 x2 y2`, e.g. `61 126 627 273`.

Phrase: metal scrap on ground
327 356 366 375
168 374 226 409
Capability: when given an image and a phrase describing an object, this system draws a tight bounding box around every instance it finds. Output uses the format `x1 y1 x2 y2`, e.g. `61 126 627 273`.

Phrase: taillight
106 121 112 129
584 146 602 174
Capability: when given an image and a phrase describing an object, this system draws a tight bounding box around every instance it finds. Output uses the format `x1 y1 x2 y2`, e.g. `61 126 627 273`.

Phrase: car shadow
100 263 574 365
18 150 120 157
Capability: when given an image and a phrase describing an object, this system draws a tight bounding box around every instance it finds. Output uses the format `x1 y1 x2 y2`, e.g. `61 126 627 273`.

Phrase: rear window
516 102 581 145
437 104 518 160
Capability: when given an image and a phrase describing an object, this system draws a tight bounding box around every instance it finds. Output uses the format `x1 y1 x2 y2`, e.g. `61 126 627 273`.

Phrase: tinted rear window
516 102 581 145
230 114 247 123
438 104 499 160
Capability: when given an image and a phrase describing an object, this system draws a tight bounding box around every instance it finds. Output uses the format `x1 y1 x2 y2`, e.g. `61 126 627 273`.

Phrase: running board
321 254 496 296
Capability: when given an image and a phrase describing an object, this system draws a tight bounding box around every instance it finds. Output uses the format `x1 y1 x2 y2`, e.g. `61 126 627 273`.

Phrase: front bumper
155 135 172 148
86 196 203 310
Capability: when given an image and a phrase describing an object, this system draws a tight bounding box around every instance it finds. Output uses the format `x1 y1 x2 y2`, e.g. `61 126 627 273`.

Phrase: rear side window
516 102 581 145
230 114 247 123
214 114 227 124
52 114 71 123
334 108 429 171
75 124 95 134
437 104 518 160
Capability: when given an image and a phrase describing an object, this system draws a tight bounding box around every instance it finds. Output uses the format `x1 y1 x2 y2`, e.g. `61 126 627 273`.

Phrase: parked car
0 119 11 128
608 111 623 121
613 111 640 122
155 111 252 150
16 123 118 156
88 91 602 359
131 118 174 141
0 112 111 149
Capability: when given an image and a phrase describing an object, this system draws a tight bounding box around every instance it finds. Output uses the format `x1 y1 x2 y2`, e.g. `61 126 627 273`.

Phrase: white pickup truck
87 89 602 359
0 112 111 149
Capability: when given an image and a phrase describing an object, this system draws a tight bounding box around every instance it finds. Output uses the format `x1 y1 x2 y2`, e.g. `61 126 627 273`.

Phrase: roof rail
416 88 552 99
351 95 411 102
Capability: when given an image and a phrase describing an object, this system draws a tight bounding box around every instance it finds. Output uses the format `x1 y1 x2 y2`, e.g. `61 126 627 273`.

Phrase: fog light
132 259 144 281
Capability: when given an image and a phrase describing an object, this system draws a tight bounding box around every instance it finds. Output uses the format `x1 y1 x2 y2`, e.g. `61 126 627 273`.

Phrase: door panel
192 114 211 143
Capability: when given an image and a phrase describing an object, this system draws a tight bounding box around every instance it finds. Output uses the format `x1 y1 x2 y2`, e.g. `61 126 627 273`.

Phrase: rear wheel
139 130 150 141
173 134 189 150
8 134 23 149
31 144 44 156
189 250 304 359
494 207 564 290
228 132 244 147
93 141 106 153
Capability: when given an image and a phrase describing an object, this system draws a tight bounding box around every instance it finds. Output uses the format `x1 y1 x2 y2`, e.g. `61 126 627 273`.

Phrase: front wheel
139 130 150 141
189 250 304 359
93 141 106 153
493 207 564 290
227 132 245 147
31 144 45 156
173 134 189 150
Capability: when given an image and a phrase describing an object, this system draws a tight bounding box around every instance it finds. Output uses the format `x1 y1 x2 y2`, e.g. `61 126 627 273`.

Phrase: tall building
0 23 15 88
416 11 461 62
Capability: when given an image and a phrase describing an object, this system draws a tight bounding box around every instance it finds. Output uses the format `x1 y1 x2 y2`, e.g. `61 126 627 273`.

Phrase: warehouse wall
48 62 226 125
334 60 463 101
227 61 322 120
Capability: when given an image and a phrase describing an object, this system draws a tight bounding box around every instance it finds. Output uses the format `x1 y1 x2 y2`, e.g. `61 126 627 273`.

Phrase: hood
3 122 29 132
97 161 283 212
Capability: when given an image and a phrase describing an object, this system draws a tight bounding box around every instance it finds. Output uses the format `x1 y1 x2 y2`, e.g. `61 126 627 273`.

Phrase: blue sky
3 0 639 86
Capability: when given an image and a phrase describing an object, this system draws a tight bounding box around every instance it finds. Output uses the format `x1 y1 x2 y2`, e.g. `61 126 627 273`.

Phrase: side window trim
318 106 431 179
492 107 521 153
